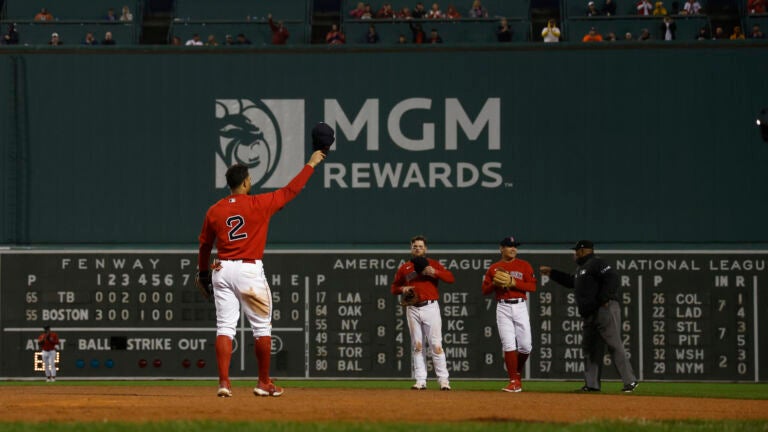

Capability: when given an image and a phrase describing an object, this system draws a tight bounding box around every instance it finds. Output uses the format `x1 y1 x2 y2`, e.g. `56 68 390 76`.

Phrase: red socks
254 336 272 385
215 335 232 386
504 351 519 381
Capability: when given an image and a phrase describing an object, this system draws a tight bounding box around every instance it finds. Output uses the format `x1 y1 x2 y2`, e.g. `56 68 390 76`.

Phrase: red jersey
38 332 59 351
391 257 455 301
482 258 537 300
198 165 314 271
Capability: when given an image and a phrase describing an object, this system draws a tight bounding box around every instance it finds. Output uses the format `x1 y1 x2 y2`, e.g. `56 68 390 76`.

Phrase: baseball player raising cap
481 236 537 392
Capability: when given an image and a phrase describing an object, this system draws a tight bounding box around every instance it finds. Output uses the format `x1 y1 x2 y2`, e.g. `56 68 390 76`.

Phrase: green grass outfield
1 380 766 432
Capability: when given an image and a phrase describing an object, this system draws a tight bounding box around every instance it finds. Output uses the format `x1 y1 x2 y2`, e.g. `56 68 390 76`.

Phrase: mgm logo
214 99 305 189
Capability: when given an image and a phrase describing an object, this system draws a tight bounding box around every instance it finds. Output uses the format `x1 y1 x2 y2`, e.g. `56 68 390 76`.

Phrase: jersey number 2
226 215 247 241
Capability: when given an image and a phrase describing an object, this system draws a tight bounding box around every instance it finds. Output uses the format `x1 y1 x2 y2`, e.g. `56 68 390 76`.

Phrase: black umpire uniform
547 240 637 392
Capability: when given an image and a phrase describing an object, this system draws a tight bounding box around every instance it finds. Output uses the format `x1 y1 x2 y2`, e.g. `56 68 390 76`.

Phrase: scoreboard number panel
0 250 765 381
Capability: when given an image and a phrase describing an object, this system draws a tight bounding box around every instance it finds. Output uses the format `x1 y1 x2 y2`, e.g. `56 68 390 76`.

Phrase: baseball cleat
578 385 601 392
622 382 638 393
254 380 284 397
217 387 233 398
411 382 427 390
439 380 451 391
502 381 522 393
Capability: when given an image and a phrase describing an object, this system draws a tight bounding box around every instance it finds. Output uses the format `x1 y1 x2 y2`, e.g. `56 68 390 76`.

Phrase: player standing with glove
197 123 332 398
481 236 537 392
391 235 455 391
37 325 59 382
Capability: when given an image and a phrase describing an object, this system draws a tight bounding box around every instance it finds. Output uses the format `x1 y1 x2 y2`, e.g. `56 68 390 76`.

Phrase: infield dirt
2 386 768 423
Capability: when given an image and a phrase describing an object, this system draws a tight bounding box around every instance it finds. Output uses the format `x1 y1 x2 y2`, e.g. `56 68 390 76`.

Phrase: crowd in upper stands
348 1 489 20
1 5 135 46
1 0 766 46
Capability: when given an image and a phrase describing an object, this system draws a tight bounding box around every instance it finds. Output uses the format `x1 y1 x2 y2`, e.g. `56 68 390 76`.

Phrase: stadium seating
9 21 136 45
4 0 140 21
169 0 310 45
564 15 710 40
2 0 141 44
564 0 708 17
343 0 530 19
342 18 531 43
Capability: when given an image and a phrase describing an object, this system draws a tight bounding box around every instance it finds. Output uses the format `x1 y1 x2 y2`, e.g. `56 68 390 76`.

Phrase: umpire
539 240 638 393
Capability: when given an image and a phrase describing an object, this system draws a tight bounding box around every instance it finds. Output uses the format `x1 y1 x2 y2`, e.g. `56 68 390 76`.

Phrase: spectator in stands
730 26 745 39
361 4 374 19
48 32 63 46
186 34 203 46
224 34 235 45
326 24 346 45
377 3 396 18
171 36 182 45
602 0 617 16
469 0 489 17
605 32 617 41
428 28 443 42
624 31 634 40
749 24 765 38
34 8 54 21
695 26 711 39
120 6 134 22
587 1 602 16
446 5 462 19
82 32 98 45
236 33 252 44
398 34 408 43
660 16 676 39
682 0 702 14
637 0 653 15
638 28 652 40
398 7 413 19
206 35 219 46
2 23 19 45
409 22 426 43
413 3 428 18
350 2 366 18
653 1 668 15
582 26 603 41
366 24 380 43
748 0 766 14
102 31 116 45
497 18 513 42
541 19 561 42
268 14 290 45
428 3 444 18
106 8 118 22
712 26 726 39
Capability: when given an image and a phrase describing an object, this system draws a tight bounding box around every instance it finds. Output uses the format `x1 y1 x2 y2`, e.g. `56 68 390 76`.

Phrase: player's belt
223 259 259 264
412 300 436 308
500 298 525 304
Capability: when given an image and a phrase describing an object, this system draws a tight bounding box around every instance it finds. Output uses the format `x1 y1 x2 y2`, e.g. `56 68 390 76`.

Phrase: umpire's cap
572 240 594 250
500 236 521 247
43 325 50 331
311 122 335 154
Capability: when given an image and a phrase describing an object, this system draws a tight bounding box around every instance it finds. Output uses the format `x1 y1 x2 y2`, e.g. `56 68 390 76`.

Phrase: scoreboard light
33 351 60 372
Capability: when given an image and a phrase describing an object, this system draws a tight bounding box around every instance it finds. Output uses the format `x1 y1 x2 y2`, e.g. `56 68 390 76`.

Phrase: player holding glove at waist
481 236 537 393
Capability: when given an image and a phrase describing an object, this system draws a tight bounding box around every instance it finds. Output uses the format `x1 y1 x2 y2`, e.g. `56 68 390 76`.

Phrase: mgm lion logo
215 99 305 189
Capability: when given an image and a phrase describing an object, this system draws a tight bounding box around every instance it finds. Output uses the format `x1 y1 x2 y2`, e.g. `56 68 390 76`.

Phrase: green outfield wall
1 44 767 246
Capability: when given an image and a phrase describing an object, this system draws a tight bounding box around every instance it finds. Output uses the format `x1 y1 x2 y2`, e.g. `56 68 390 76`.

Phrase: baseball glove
492 269 513 289
411 256 429 274
195 270 213 302
400 287 420 307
